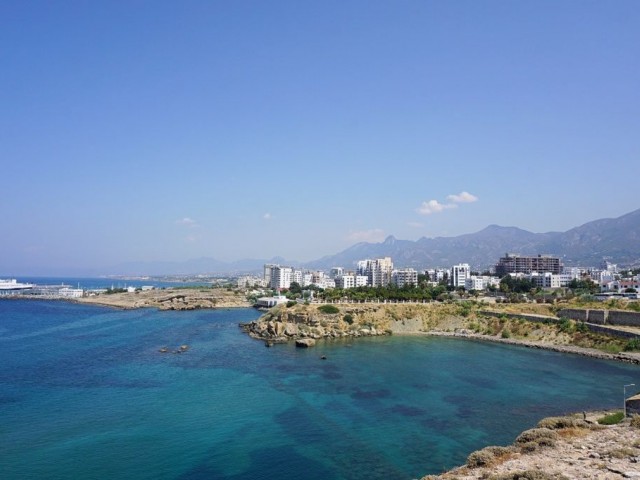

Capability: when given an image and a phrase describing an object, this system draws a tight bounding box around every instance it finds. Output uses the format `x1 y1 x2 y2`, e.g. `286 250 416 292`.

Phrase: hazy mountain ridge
305 208 640 271
43 208 639 276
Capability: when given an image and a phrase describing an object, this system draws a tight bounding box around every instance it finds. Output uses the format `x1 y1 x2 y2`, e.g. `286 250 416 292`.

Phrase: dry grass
557 427 591 439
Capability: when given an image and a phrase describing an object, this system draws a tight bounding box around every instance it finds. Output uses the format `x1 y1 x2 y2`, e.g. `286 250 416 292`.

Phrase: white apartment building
356 258 392 286
292 269 303 286
425 268 447 283
335 275 355 289
237 275 267 288
465 277 486 291
270 266 292 290
451 263 470 288
323 278 336 289
392 268 418 288
529 272 561 289
355 275 368 287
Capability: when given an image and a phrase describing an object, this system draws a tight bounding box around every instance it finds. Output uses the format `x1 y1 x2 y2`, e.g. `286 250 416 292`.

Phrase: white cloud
416 200 457 215
447 191 479 204
263 213 272 220
346 229 386 243
416 191 478 216
176 217 198 227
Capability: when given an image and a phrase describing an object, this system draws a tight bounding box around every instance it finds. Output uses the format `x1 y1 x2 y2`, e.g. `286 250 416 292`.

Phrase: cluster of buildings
240 253 640 298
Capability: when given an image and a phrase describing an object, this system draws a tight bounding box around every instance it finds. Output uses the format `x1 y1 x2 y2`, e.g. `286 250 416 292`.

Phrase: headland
74 287 252 310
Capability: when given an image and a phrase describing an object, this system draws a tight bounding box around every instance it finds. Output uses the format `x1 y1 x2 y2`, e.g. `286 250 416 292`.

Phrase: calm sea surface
1 300 638 479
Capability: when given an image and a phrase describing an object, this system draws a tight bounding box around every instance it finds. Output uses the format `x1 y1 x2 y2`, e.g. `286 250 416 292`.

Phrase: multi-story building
465 276 485 291
451 263 470 288
335 275 355 289
495 254 563 277
237 275 267 288
330 267 344 278
529 272 562 289
270 266 292 290
356 257 394 287
425 268 447 283
263 264 278 285
392 268 418 288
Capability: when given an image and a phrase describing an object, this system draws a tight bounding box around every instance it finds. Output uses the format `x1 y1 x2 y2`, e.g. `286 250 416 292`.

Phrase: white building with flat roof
270 266 292 290
451 264 470 288
335 275 355 289
392 268 418 288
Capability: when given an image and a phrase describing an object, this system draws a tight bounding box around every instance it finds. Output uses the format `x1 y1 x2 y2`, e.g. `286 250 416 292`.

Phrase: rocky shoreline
425 331 640 365
240 302 640 364
421 413 640 480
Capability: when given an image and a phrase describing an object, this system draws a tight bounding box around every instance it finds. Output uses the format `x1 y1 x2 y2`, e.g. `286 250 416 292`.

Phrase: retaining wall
608 310 640 327
558 308 640 328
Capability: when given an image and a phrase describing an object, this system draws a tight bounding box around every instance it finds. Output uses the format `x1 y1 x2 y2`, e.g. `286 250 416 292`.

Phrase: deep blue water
1 300 638 480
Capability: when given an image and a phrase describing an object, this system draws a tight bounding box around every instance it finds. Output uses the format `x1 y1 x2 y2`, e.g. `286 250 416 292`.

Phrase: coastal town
241 253 640 306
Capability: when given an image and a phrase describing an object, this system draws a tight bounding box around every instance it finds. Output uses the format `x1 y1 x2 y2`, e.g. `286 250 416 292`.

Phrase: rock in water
295 338 316 348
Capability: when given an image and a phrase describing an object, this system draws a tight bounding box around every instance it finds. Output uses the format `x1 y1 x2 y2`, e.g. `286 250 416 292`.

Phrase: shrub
501 328 511 339
631 414 640 429
537 416 589 430
318 304 339 314
286 301 296 308
597 411 624 425
557 317 574 334
343 314 354 325
575 321 589 333
466 446 513 468
624 338 640 352
515 428 558 448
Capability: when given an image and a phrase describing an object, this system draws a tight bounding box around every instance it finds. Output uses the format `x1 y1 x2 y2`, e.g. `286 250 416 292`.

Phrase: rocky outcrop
295 338 316 348
239 303 397 344
76 288 252 310
422 413 640 480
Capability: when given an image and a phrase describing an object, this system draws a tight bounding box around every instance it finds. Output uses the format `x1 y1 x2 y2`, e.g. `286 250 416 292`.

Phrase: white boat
0 279 34 293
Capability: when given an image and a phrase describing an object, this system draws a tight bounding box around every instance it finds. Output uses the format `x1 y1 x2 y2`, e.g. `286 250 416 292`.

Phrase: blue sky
2 1 639 274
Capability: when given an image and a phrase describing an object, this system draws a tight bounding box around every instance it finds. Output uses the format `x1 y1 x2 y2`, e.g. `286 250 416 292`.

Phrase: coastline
421 412 640 480
420 330 640 365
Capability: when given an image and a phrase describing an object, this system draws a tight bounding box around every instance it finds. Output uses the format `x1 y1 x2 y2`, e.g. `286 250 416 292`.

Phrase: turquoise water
1 300 638 479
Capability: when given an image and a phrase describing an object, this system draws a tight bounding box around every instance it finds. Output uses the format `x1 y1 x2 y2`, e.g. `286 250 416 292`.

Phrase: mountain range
308 208 640 271
89 208 640 276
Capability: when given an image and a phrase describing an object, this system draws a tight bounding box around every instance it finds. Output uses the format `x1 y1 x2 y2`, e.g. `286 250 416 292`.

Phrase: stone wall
558 308 640 327
608 310 640 327
558 308 588 322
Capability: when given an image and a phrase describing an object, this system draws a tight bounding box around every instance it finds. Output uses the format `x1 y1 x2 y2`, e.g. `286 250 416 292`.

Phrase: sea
1 298 639 480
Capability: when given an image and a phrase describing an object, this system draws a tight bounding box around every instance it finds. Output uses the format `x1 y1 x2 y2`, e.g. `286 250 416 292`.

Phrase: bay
0 299 638 479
